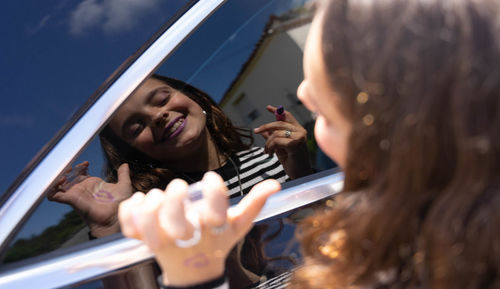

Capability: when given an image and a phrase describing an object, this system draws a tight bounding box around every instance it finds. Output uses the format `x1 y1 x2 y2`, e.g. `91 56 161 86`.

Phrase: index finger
254 122 290 134
199 172 229 227
228 179 281 240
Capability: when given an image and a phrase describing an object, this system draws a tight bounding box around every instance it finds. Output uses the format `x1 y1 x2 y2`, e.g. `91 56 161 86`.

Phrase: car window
0 0 192 198
0 0 195 263
1 0 335 287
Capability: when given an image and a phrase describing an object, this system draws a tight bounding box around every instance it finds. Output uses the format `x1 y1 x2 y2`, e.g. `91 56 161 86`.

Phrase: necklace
178 155 243 197
227 156 244 196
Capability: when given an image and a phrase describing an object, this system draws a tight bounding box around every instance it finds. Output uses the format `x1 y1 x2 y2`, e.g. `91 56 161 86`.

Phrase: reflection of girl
49 75 311 288
119 0 500 288
50 75 310 238
100 75 295 195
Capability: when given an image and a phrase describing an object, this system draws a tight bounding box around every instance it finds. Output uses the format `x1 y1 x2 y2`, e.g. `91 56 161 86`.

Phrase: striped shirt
180 147 290 197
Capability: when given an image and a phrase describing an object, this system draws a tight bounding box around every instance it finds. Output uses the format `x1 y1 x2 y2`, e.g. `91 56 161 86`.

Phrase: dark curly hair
293 0 500 288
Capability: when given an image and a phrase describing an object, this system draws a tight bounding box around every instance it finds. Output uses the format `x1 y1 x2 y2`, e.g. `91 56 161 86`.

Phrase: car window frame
0 0 219 252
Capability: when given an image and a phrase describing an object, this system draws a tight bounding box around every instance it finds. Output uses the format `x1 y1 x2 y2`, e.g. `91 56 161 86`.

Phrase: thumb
117 163 132 185
228 179 281 240
266 105 277 114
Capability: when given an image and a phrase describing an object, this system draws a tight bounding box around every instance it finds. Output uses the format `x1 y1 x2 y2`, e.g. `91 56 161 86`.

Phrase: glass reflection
49 75 310 240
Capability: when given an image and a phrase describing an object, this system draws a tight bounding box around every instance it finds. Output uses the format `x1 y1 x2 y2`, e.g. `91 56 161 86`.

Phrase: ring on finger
175 207 202 248
175 218 202 248
284 129 292 138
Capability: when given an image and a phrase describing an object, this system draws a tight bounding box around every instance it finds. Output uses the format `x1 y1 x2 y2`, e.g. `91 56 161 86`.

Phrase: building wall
221 24 312 147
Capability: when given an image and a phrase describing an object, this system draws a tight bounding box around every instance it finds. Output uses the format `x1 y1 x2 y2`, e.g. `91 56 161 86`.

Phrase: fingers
264 137 293 155
266 105 300 122
254 122 289 135
74 161 90 173
47 175 67 200
199 172 228 227
119 192 145 239
117 163 132 186
70 161 89 179
159 179 193 241
261 127 307 155
228 179 281 239
253 108 302 135
266 105 300 124
266 105 278 114
47 190 73 204
118 172 279 260
136 189 168 249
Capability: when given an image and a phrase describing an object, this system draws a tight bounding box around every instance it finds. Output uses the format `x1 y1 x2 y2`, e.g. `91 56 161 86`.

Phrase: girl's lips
163 116 186 141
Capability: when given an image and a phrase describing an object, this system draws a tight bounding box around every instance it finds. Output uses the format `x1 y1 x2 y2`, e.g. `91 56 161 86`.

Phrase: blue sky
2 0 309 240
0 0 188 195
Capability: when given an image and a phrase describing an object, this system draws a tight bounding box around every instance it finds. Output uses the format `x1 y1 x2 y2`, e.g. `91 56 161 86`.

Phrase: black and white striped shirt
180 147 290 197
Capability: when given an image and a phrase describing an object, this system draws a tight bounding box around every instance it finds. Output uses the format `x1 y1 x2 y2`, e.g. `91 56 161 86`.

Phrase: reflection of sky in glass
0 0 189 195
1 0 188 240
5 0 311 241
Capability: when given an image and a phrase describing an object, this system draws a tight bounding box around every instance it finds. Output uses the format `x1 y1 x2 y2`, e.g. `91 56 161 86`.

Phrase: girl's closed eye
129 122 145 138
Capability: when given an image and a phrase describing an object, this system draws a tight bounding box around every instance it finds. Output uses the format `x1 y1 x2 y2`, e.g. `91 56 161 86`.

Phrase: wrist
89 222 121 238
158 256 225 287
158 272 227 289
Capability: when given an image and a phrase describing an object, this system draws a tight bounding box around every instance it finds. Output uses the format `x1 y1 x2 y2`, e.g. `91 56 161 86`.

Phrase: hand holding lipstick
254 105 313 179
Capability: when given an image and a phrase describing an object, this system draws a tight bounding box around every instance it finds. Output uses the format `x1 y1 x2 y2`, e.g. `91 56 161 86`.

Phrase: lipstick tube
275 105 285 121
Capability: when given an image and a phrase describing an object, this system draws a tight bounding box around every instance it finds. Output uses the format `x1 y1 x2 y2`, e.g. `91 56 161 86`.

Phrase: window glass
1 1 334 288
0 0 191 197
0 0 192 263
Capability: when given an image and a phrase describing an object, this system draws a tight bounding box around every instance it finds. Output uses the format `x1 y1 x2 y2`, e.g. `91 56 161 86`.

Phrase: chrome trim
0 0 226 249
255 171 344 222
0 172 343 288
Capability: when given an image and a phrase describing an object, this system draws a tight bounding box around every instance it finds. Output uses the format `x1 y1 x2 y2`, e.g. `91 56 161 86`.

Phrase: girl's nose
154 111 169 127
296 80 307 100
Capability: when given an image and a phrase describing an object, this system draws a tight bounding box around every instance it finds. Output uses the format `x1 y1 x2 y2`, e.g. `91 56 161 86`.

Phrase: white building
220 11 313 147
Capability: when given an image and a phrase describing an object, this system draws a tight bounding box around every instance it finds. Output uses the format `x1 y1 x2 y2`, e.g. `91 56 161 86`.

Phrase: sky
0 0 189 195
0 0 188 240
1 0 309 241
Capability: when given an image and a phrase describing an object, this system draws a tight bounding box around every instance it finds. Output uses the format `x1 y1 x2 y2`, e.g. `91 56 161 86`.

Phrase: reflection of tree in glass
3 210 85 264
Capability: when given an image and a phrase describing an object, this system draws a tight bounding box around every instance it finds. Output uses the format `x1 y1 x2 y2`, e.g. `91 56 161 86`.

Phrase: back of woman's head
293 0 500 288
99 75 252 191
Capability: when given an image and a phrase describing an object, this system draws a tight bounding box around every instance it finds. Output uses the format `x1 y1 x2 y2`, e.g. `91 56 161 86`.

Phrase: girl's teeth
169 119 184 135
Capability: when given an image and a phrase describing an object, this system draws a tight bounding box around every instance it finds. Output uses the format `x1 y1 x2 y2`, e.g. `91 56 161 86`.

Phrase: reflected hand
254 105 312 179
118 172 281 287
48 163 134 238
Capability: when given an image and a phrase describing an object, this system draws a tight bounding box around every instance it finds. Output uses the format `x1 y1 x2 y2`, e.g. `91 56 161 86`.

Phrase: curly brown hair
293 0 500 288
99 75 253 191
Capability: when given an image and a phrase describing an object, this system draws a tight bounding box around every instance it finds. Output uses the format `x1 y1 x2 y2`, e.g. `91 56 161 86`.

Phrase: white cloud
69 0 160 35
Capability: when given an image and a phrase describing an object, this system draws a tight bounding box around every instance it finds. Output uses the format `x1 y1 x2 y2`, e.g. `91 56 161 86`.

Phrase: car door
0 0 343 288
